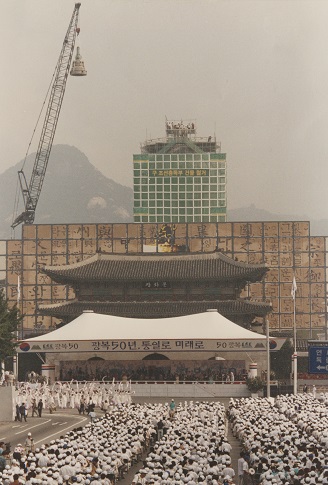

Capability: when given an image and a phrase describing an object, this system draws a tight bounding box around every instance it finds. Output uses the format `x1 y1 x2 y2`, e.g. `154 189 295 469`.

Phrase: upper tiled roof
38 298 272 319
42 251 268 284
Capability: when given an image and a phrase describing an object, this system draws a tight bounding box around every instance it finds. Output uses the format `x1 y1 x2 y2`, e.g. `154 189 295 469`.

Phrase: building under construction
133 120 226 224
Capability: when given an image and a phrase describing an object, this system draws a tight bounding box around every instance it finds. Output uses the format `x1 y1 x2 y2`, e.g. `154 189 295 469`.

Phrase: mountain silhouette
0 144 133 239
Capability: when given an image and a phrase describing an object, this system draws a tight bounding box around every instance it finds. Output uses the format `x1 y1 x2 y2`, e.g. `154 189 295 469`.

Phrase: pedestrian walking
0 449 6 472
15 404 20 422
222 457 235 480
102 399 109 413
19 403 27 422
31 399 37 417
37 399 43 417
79 398 85 414
157 418 164 440
25 432 34 453
89 410 96 425
238 452 248 485
169 399 176 418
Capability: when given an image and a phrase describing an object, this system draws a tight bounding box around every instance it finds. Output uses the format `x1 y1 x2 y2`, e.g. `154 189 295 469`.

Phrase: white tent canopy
26 310 265 341
18 310 279 354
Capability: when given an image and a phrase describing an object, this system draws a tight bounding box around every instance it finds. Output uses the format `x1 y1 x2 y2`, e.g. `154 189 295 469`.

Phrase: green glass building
133 120 227 223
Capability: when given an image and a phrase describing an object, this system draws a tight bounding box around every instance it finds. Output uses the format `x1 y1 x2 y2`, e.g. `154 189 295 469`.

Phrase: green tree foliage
246 376 265 392
270 338 293 380
0 288 21 361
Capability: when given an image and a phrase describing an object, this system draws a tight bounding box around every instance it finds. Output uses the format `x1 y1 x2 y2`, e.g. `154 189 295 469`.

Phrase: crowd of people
228 394 328 484
0 402 159 484
14 380 133 417
131 401 237 485
0 372 15 386
0 400 239 484
1 386 328 484
59 361 246 384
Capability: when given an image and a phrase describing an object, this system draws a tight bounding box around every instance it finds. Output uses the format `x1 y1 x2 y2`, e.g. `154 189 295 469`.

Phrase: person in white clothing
221 457 235 479
237 452 248 485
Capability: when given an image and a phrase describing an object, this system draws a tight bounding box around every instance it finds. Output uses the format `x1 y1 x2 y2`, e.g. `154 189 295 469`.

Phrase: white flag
17 275 21 303
291 276 297 300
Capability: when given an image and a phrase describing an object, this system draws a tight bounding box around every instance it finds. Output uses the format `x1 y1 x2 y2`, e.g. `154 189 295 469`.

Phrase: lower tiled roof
38 299 272 319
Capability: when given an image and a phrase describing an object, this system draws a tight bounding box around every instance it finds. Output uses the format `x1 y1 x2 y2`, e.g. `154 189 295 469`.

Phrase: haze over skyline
1 1 328 220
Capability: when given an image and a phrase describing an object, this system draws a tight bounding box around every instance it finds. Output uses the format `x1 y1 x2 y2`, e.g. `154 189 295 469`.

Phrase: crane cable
11 60 60 236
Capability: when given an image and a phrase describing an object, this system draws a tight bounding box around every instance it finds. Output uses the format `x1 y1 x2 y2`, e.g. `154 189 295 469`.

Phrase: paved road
0 397 232 452
0 410 89 449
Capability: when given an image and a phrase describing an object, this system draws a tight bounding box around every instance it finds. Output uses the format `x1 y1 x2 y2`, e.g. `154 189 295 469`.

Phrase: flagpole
266 316 270 399
292 275 298 394
14 275 21 381
293 305 297 394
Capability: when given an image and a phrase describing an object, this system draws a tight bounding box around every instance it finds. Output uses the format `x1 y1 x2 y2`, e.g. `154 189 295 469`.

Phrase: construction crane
12 2 87 229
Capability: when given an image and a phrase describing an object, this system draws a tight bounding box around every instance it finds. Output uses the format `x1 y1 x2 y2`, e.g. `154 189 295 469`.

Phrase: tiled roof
270 331 293 338
42 251 268 283
269 333 308 352
297 339 309 352
38 298 272 319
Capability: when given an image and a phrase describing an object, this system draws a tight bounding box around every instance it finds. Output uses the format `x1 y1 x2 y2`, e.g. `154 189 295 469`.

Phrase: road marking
14 424 29 429
59 422 67 426
34 417 88 445
15 419 51 435
0 437 6 440
43 413 80 418
51 422 62 426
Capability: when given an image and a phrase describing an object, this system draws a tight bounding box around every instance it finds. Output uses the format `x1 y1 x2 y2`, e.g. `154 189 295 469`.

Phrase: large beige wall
3 221 327 338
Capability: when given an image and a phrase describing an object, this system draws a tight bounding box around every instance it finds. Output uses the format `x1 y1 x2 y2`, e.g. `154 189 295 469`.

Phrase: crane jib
12 3 84 229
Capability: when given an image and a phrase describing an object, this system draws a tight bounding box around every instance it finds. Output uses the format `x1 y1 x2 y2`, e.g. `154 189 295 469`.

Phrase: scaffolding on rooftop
141 119 221 154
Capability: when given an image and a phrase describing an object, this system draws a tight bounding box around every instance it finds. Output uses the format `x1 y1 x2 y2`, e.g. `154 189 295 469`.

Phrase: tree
0 288 21 366
246 376 265 393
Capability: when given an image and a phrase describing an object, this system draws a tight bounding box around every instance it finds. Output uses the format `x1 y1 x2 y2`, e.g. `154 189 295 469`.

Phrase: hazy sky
2 0 328 219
